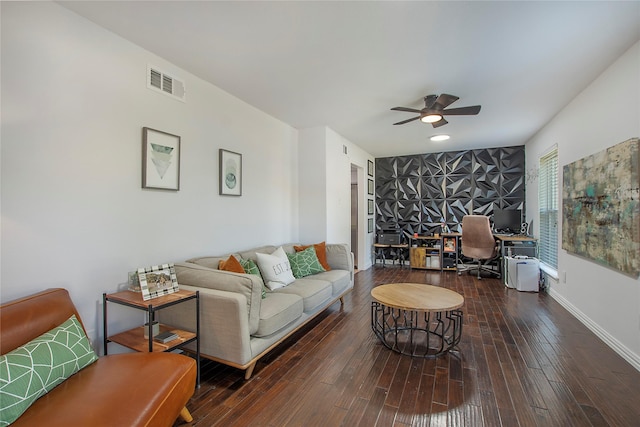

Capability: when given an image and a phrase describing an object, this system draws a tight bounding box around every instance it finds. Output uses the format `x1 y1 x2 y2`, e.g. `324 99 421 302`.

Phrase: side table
103 289 200 386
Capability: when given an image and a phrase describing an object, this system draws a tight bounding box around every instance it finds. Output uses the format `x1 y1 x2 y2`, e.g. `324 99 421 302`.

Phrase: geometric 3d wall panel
376 145 525 236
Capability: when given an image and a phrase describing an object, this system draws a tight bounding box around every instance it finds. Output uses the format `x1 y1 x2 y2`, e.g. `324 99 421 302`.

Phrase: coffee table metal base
371 301 462 358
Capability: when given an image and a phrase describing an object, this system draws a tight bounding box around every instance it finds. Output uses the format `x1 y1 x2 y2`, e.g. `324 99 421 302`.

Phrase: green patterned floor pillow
0 315 98 426
287 246 326 279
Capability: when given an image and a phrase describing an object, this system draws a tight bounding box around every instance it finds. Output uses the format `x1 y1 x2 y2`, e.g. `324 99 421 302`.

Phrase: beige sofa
161 243 354 379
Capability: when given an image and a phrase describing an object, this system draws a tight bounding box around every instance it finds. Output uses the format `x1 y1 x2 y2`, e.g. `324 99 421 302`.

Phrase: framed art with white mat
142 127 181 191
219 149 242 196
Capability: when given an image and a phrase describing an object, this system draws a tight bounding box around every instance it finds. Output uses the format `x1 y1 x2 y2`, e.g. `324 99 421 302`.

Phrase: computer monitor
493 208 522 234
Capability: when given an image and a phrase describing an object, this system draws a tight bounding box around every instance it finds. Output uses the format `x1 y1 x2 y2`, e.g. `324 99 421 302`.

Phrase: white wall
325 128 355 244
298 126 375 270
1 2 301 343
298 127 328 242
326 127 375 270
525 40 640 369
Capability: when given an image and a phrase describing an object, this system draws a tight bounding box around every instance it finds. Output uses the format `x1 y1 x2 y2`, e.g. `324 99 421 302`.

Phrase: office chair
458 215 500 279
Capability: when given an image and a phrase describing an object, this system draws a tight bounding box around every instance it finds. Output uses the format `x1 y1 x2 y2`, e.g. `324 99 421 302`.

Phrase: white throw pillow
256 246 296 290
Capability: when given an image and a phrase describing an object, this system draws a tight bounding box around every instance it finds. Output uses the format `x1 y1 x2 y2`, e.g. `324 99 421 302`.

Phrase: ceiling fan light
421 114 443 123
430 134 450 142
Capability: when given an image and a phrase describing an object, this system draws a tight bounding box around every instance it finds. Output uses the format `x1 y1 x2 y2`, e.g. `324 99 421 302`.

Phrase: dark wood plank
174 265 640 426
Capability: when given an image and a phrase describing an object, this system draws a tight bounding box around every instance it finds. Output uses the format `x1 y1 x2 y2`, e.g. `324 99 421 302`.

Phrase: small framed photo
367 160 374 177
368 199 374 215
368 218 374 233
142 127 181 191
368 179 374 195
219 149 242 196
138 264 179 301
443 237 457 253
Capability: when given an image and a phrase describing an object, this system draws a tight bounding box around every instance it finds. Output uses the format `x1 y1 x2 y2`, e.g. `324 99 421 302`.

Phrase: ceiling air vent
147 65 186 102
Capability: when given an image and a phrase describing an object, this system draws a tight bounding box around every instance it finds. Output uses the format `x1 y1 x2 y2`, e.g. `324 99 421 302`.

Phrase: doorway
350 165 358 268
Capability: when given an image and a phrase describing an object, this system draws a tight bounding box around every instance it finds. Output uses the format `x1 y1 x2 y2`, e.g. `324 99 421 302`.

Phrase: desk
494 235 538 284
373 243 391 267
373 243 409 267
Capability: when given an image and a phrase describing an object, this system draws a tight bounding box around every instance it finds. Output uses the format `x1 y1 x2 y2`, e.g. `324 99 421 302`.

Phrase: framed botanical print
367 160 374 177
368 179 374 195
219 149 242 196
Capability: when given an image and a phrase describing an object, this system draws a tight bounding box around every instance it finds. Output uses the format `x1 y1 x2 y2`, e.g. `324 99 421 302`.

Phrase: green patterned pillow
287 246 326 278
239 258 266 299
0 315 98 426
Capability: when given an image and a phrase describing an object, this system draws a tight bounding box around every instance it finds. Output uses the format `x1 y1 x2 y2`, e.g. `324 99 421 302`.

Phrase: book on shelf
154 331 179 343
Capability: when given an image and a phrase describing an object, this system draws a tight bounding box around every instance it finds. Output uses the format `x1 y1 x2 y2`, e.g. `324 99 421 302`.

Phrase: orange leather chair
1 289 197 427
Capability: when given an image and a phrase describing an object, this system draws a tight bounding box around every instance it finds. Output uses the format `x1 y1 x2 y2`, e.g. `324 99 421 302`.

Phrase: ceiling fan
391 94 481 128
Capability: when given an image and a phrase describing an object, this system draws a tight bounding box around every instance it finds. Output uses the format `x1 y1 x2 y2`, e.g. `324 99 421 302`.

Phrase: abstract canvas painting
562 138 639 277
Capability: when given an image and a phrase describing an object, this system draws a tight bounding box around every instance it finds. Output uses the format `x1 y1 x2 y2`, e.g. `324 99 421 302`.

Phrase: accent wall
375 146 526 236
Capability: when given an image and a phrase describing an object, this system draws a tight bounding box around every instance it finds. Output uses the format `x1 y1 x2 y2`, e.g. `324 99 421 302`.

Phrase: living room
1 1 639 424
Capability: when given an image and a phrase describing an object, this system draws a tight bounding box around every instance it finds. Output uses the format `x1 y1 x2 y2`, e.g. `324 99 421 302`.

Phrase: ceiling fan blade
441 105 481 116
391 107 422 113
423 95 438 110
434 93 459 110
393 116 421 125
431 118 448 128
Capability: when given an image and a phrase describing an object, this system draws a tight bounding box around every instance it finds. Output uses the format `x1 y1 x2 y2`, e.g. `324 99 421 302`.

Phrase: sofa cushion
312 269 352 297
0 315 98 425
188 255 232 270
218 255 245 273
294 241 332 271
287 246 325 278
274 278 333 312
325 243 353 272
238 245 277 262
254 293 303 338
9 352 196 427
256 247 296 290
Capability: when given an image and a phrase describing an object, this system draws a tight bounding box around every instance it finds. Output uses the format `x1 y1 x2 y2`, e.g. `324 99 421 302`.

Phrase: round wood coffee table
371 283 464 358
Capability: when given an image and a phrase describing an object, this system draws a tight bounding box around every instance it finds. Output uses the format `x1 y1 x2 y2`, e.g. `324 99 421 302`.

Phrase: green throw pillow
287 246 326 279
0 315 98 426
239 258 267 299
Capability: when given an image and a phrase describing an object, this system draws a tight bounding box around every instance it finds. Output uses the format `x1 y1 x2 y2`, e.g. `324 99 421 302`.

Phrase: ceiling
58 1 640 158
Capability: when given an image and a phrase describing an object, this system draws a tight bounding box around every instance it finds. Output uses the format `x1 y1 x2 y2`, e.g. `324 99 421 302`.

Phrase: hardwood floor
175 266 640 426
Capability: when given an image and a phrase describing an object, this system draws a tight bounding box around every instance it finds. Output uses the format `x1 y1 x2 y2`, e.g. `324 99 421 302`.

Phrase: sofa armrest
174 262 262 334
325 243 354 276
160 284 254 366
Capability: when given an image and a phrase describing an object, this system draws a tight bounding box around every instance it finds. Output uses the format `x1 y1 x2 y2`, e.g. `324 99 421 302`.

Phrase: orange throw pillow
294 241 331 271
218 255 246 273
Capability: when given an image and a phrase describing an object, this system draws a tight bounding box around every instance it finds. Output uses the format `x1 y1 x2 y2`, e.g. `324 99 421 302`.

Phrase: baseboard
548 288 640 372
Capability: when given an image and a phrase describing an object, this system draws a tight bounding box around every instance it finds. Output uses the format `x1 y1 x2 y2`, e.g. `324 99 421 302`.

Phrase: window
539 147 558 270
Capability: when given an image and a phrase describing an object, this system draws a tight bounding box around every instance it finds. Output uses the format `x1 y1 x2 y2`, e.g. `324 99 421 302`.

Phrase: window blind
539 147 558 269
